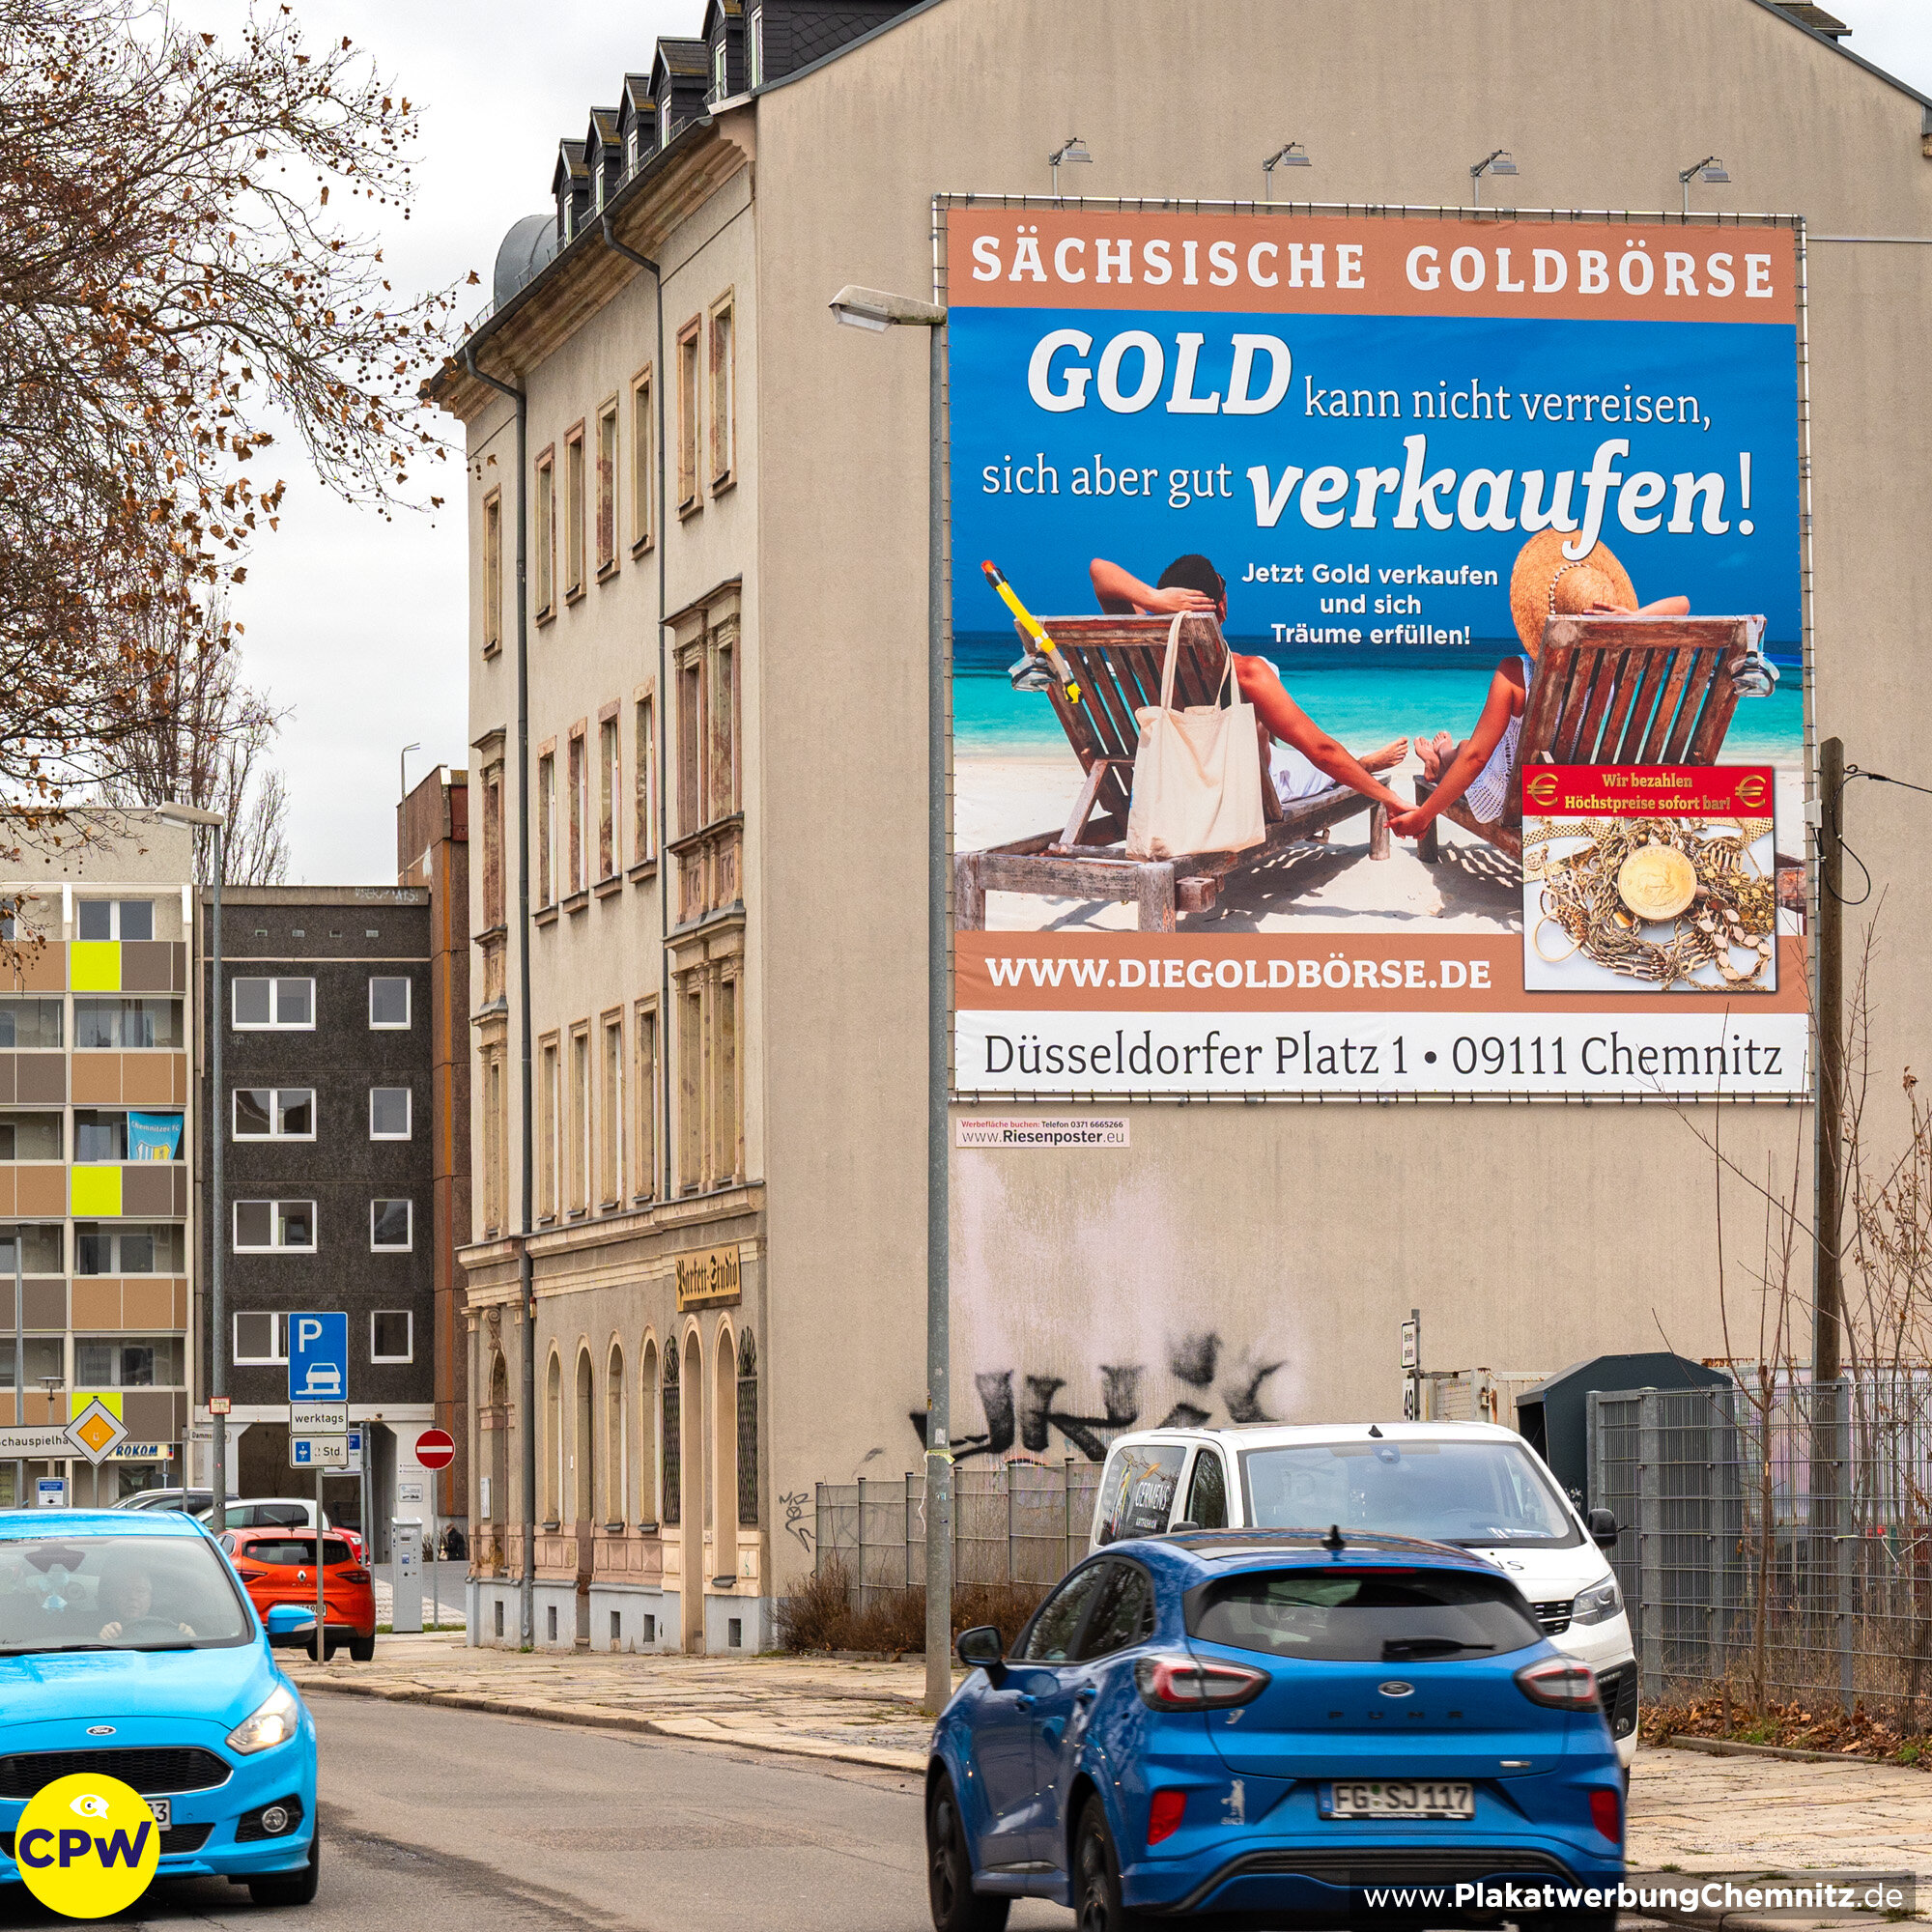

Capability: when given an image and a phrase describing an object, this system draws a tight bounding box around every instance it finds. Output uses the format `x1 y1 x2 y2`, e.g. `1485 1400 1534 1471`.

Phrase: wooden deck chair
1413 613 1767 865
954 612 1390 935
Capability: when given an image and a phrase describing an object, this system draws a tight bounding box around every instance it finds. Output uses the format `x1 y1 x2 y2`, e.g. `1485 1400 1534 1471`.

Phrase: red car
222 1527 377 1662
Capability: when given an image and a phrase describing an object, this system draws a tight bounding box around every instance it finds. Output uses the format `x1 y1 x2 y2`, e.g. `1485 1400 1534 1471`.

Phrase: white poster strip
956 1009 1808 1099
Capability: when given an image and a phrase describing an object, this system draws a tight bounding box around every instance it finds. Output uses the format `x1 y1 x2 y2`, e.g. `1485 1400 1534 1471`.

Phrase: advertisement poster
946 205 1808 1098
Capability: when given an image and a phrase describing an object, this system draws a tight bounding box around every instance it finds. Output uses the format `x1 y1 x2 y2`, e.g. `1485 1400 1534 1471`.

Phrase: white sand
954 755 1806 937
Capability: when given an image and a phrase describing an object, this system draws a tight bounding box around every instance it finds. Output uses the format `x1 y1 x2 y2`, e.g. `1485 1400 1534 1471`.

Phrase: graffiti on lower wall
910 1330 1286 1463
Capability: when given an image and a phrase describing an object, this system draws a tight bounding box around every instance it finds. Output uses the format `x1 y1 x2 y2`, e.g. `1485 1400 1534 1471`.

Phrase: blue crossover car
0 1510 319 1906
927 1529 1624 1931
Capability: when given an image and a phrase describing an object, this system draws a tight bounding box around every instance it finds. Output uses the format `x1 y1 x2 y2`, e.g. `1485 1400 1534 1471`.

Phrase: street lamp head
1471 148 1517 180
1679 155 1730 185
1048 136 1092 169
828 284 947 331
155 802 225 829
1264 141 1312 173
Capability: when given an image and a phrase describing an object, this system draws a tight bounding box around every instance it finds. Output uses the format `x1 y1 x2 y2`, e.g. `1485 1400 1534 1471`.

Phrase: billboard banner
946 206 1807 1099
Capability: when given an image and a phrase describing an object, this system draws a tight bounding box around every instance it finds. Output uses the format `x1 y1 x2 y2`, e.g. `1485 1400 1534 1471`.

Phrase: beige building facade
441 0 1932 1650
1 814 198 1507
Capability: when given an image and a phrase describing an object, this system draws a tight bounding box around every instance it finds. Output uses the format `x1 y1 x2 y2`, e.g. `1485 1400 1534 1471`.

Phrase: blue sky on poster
196 0 1929 881
951 308 1803 654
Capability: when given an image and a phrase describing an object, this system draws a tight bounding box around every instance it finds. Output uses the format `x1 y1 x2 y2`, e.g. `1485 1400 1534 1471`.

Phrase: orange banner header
1522 765 1776 817
946 210 1797 326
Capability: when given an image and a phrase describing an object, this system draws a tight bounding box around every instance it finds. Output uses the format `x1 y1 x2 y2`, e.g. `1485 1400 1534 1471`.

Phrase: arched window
712 1326 737 1582
606 1342 626 1524
487 1351 509 1527
574 1350 595 1523
543 1351 563 1526
660 1335 680 1526
736 1329 758 1527
640 1336 660 1524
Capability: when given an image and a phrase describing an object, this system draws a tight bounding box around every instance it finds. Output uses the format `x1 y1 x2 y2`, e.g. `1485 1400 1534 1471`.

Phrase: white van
1090 1419 1639 1766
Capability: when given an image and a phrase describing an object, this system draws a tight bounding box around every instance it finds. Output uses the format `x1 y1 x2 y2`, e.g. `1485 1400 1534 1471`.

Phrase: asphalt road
0 1694 1669 1930
0 1693 1064 1931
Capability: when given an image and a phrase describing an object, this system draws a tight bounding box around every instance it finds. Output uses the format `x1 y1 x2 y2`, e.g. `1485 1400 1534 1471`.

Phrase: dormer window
628 128 640 172
712 41 726 99
594 164 606 213
749 8 763 88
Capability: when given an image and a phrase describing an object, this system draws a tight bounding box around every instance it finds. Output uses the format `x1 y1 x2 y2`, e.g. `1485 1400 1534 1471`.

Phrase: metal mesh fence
1591 1377 1932 1720
813 1462 1103 1609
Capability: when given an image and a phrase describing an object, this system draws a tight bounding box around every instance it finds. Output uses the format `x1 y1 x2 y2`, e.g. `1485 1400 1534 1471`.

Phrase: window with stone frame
633 689 658 863
708 294 735 489
598 714 619 880
630 365 655 552
675 317 700 512
533 448 555 615
567 727 586 896
595 399 618 575
563 422 586 598
633 1000 658 1202
482 490 502 654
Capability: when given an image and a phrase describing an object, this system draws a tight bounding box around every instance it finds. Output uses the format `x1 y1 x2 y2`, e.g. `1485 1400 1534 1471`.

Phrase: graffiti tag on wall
910 1331 1284 1463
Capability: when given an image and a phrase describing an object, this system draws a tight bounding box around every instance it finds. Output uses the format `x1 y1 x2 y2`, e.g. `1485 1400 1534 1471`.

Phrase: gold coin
1617 844 1697 922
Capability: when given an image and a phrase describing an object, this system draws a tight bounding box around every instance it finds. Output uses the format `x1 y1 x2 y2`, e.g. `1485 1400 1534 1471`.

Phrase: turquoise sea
952 637 1804 768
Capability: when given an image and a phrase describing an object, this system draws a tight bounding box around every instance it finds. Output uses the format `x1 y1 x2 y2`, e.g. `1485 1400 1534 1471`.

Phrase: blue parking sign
288 1312 349 1405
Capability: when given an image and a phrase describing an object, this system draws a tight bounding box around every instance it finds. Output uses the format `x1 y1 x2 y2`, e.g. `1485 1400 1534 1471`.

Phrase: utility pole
1812 736 1846 1707
1814 735 1843 1383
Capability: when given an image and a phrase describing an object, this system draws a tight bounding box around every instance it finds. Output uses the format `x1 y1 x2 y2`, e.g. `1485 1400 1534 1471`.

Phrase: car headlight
1571 1577 1624 1626
227 1684 301 1754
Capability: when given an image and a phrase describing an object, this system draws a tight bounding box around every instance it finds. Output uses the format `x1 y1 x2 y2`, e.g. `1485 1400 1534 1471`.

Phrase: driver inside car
98 1562 196 1641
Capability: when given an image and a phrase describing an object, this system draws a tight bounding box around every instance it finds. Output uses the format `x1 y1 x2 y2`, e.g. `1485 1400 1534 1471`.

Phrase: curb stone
294 1671 928 1773
1659 1732 1929 1772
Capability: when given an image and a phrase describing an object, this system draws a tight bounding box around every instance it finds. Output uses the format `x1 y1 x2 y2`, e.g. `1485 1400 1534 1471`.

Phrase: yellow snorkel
981 560 1082 706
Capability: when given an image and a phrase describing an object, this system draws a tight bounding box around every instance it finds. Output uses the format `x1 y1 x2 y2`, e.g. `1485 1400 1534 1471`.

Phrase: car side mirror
263 1605 316 1644
1586 1507 1620 1548
955 1624 1006 1686
1168 1520 1200 1534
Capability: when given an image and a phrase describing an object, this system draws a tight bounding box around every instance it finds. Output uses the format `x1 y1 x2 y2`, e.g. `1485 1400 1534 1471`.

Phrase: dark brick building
197 887 434 1551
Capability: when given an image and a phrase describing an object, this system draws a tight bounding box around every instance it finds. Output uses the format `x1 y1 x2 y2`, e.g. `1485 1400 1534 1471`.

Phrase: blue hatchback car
0 1509 320 1906
927 1529 1624 1931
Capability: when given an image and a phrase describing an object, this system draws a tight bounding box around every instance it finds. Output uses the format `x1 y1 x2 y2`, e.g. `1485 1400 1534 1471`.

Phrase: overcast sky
223 0 1932 883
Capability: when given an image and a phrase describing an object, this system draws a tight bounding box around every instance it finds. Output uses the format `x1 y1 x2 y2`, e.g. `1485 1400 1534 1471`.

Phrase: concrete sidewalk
287 1637 1928 1926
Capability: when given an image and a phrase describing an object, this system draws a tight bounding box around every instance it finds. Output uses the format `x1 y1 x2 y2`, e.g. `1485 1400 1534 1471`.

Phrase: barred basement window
736 1329 758 1527
660 1341 680 1526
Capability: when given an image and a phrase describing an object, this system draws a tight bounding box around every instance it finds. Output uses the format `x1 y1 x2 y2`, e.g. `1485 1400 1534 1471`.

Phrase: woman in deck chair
1090 554 1410 818
1387 531 1689 842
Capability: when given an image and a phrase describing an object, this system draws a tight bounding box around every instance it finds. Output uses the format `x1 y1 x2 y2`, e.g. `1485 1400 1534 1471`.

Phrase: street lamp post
157 803 227 1533
828 283 952 1716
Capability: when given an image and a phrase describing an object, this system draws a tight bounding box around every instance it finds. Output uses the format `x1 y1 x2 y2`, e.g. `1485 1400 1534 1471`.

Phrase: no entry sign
413 1427 456 1470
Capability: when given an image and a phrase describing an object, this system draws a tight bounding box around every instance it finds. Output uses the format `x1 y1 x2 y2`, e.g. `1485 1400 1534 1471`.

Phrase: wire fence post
1638 1391 1664 1705
856 1476 868 1613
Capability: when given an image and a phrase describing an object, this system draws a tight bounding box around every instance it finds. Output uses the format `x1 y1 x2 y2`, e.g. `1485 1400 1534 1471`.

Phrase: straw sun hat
1509 529 1638 659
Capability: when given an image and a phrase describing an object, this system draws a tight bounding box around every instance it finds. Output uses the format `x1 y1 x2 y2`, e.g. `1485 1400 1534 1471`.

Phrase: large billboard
946 206 1807 1098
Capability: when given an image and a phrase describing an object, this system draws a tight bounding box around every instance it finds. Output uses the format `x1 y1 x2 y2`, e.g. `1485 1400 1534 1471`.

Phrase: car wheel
1073 1796 1150 1932
246 1829 320 1907
925 1774 1009 1932
349 1634 375 1662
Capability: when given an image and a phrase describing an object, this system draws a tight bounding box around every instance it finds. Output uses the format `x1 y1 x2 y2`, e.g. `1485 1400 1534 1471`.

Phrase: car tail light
1147 1790 1186 1844
1589 1787 1622 1842
339 1568 371 1584
1514 1657 1600 1711
1134 1654 1268 1711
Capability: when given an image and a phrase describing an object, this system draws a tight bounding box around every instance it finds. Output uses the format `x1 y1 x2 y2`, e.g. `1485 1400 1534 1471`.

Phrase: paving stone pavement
287 1636 1929 1925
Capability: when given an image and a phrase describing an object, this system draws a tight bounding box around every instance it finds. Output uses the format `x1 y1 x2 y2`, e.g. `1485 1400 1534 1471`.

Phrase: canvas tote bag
1124 613 1266 860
